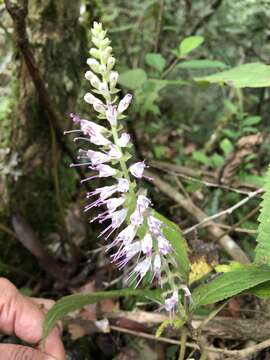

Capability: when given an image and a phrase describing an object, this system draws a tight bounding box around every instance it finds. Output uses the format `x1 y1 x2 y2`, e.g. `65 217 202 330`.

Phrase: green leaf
43 288 161 339
249 281 270 298
195 63 270 88
153 211 190 281
179 36 204 55
220 138 233 156
177 59 227 69
119 69 147 90
243 116 262 126
192 265 270 307
255 166 270 265
192 150 211 166
145 53 166 72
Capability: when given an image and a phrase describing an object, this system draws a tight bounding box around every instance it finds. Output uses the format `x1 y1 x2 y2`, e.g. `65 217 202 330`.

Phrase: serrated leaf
177 59 227 69
43 288 161 339
179 36 204 55
195 63 270 88
192 265 270 308
119 69 147 90
255 166 270 265
145 53 166 72
153 211 190 281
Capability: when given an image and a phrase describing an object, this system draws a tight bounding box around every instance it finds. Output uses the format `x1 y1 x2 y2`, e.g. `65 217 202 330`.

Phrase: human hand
0 278 65 359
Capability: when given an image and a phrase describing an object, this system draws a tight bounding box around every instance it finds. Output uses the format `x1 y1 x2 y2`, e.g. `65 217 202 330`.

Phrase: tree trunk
0 0 85 260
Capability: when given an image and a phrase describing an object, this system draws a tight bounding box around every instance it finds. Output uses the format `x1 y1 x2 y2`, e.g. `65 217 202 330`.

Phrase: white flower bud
89 48 100 59
99 64 107 75
109 71 118 88
90 75 101 89
100 38 110 49
84 92 102 105
101 46 112 63
93 101 106 114
99 82 109 94
118 93 132 113
107 56 115 70
85 70 95 81
87 58 100 72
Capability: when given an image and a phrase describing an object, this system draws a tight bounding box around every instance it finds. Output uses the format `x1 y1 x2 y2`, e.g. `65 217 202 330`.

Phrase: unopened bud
89 48 100 59
85 70 95 81
109 71 118 88
93 101 106 114
100 38 110 49
107 56 116 70
118 93 132 113
87 58 100 72
90 75 101 89
99 64 107 75
99 82 109 96
106 106 117 126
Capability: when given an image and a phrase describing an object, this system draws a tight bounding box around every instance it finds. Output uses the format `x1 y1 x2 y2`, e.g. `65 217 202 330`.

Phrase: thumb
0 344 57 360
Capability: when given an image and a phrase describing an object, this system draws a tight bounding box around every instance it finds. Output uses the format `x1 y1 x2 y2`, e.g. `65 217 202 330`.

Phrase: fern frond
255 166 270 265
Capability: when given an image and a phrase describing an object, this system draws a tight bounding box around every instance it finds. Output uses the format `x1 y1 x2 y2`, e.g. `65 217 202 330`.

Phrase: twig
110 325 270 358
12 213 66 281
183 188 263 235
150 161 256 195
146 170 250 263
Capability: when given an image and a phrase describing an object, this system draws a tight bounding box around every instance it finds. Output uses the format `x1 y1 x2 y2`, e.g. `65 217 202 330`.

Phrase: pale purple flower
95 164 117 177
129 161 146 179
147 215 163 236
118 94 132 113
81 164 116 183
157 235 171 255
131 257 152 286
80 119 107 136
130 209 144 226
117 133 130 147
106 106 117 126
153 254 162 279
141 233 152 256
99 208 127 238
111 224 137 247
164 291 178 313
105 197 125 213
87 150 110 165
137 195 151 212
89 133 111 146
112 241 141 270
117 178 129 192
108 144 122 160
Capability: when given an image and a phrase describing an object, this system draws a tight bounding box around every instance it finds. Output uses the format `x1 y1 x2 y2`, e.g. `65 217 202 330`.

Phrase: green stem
178 326 187 360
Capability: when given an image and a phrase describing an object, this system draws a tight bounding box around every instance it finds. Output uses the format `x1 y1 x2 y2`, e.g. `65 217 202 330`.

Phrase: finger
29 297 63 333
29 297 55 313
0 278 65 360
0 344 56 360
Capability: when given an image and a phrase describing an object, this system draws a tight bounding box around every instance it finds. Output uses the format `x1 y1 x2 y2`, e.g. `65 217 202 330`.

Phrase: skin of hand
0 278 65 360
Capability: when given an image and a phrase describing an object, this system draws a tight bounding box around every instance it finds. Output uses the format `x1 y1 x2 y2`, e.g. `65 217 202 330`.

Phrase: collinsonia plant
65 22 191 317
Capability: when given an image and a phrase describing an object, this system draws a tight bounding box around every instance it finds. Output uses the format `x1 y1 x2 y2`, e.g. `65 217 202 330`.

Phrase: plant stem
178 326 187 360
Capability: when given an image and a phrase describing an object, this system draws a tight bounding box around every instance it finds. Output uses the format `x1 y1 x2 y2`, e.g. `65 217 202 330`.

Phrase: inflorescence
65 22 187 316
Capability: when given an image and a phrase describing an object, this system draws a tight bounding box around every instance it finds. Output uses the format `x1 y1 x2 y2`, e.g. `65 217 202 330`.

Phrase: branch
146 170 250 263
183 188 263 235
